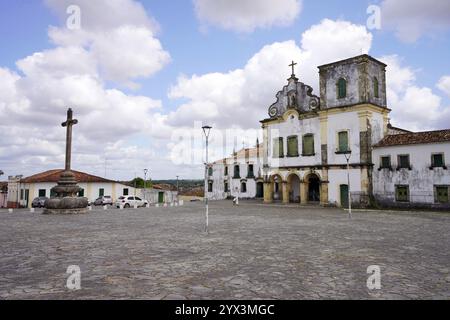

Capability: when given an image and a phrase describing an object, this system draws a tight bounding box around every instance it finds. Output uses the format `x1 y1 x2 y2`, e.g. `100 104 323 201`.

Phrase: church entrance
256 182 264 198
307 174 320 203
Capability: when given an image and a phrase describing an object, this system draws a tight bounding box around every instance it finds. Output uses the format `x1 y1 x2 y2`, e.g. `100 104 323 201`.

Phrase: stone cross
61 108 78 171
289 60 297 76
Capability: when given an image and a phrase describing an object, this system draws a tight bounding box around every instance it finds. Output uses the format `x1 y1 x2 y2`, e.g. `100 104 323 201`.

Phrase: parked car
115 196 149 208
32 197 48 208
93 196 113 206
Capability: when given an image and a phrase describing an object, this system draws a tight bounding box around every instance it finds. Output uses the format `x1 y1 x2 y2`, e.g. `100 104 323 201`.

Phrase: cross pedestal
44 108 88 214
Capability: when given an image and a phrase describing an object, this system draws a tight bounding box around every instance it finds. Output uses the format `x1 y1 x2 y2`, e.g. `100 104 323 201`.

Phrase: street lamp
143 169 148 201
343 151 352 219
176 175 179 201
202 125 212 233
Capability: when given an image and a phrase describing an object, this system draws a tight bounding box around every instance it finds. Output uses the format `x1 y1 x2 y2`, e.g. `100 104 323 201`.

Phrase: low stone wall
373 195 450 211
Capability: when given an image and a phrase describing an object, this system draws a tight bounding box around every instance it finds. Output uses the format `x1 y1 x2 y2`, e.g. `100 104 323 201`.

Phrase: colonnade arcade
263 170 329 205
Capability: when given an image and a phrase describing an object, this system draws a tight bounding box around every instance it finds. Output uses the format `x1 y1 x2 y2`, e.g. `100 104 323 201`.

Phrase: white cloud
193 0 302 33
437 76 450 98
168 19 372 129
380 55 450 131
381 0 450 42
0 0 175 180
44 0 170 86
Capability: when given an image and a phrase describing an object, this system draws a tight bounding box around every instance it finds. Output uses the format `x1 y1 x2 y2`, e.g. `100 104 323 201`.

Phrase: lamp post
343 152 352 219
202 125 212 233
176 175 179 201
143 169 148 201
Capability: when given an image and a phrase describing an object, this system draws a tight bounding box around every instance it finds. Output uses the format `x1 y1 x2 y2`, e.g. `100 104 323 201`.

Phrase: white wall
207 155 263 200
327 111 361 165
267 115 321 168
328 168 362 206
373 142 450 204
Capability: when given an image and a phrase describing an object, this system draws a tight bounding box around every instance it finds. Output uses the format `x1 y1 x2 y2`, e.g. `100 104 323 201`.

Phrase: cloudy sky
1 0 450 180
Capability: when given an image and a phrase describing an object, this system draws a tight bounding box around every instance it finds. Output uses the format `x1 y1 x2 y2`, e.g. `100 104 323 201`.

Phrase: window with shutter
241 182 247 193
273 137 284 158
224 166 228 176
398 155 410 169
233 165 240 179
381 156 391 169
373 77 379 98
99 188 104 197
247 164 254 178
208 167 213 176
436 186 449 203
287 136 299 157
395 185 409 202
338 131 349 153
302 134 314 156
337 78 347 99
38 189 46 197
432 154 444 168
208 181 213 192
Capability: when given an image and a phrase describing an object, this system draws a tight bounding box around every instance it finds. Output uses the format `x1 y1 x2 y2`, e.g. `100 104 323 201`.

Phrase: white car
115 195 149 208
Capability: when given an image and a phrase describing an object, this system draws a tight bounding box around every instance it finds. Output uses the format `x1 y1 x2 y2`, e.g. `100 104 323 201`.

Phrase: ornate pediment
268 76 320 118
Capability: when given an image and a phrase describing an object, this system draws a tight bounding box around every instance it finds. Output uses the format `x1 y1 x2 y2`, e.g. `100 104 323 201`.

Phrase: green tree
130 177 152 189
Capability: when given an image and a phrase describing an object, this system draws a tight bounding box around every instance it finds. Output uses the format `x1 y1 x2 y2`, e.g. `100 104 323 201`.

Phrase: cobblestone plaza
0 201 449 300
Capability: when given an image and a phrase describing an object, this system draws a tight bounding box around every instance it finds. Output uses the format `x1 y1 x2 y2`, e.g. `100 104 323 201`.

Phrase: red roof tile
21 169 115 184
374 129 450 148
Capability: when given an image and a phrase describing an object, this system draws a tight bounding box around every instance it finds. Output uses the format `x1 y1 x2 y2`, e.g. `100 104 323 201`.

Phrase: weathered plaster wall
373 143 450 206
319 56 387 109
322 63 360 108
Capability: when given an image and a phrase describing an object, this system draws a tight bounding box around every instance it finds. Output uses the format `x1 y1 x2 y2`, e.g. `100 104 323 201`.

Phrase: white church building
207 54 450 210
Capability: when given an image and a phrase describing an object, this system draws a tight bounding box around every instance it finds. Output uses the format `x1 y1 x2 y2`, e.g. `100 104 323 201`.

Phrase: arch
303 172 321 204
269 174 284 201
287 173 301 203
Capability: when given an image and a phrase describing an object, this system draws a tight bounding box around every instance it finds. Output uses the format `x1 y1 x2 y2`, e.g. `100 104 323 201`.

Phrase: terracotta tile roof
152 184 177 191
21 169 115 184
374 129 450 148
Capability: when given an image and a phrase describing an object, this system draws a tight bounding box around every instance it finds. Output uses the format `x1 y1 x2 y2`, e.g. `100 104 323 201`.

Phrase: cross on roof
289 60 297 76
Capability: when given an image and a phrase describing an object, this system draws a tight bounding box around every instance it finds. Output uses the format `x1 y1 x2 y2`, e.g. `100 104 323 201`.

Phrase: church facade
206 54 450 209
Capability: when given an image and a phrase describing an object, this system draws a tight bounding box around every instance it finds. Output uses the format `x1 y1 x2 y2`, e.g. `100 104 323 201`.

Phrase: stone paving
0 201 449 300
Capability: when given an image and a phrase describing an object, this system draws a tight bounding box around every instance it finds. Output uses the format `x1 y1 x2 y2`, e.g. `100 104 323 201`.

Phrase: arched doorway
288 174 301 203
270 174 283 202
306 173 321 203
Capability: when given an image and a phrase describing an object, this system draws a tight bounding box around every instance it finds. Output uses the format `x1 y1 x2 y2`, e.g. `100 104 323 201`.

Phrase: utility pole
344 152 352 219
202 126 212 234
144 169 148 201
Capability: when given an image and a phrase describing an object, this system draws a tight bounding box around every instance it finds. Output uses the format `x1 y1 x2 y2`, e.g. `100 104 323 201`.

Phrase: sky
1 0 450 180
